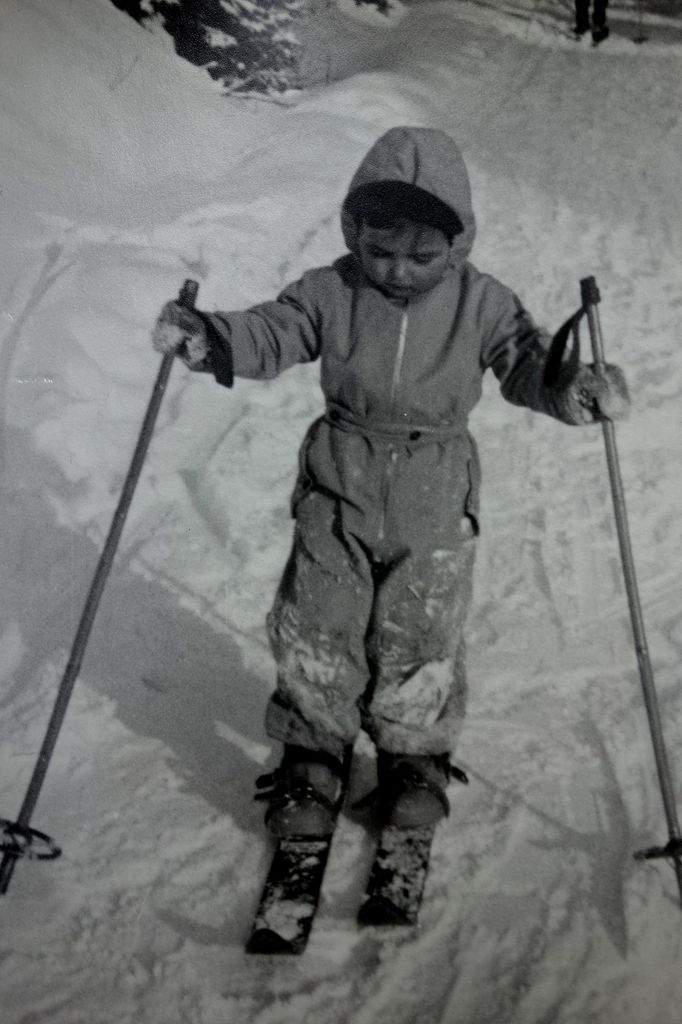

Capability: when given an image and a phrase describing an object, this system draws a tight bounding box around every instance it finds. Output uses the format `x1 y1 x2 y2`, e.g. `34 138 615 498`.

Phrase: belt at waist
323 402 467 443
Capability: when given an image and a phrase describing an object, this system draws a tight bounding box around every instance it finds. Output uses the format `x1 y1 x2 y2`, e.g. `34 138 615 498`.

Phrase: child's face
357 221 452 301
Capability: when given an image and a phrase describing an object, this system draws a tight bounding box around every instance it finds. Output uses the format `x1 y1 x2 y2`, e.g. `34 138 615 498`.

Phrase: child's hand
152 301 209 368
571 363 630 423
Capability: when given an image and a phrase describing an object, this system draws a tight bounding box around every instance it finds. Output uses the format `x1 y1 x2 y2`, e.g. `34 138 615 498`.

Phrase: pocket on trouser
289 418 324 517
463 436 481 535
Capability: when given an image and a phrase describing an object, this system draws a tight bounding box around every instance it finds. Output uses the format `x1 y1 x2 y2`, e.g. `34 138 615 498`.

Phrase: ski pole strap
543 307 584 389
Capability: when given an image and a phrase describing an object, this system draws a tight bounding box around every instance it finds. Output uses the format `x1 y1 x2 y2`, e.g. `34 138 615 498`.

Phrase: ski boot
591 22 610 44
254 745 347 838
357 752 468 829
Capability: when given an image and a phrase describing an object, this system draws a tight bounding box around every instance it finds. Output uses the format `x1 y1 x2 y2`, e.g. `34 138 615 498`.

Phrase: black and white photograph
1 1 681 1021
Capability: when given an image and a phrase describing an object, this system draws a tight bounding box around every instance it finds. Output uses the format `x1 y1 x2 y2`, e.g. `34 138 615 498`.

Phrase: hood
341 126 476 266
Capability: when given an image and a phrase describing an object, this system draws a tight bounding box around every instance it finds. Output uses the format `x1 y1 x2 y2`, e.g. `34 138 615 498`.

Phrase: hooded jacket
202 127 580 541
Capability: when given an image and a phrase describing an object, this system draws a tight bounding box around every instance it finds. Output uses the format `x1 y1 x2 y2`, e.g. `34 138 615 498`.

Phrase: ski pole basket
1 819 61 862
634 838 682 865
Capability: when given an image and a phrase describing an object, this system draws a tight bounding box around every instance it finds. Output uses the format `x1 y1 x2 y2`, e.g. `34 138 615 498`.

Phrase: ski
246 834 336 954
358 824 436 927
246 749 351 954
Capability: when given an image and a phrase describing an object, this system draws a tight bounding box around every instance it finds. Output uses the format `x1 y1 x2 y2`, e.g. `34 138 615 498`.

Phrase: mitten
561 363 630 424
151 301 209 368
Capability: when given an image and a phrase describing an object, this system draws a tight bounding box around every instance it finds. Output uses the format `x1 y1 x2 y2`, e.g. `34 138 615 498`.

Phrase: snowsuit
200 128 585 761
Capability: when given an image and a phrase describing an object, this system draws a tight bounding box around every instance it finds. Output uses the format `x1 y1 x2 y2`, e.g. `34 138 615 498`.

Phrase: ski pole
0 279 199 896
580 276 682 906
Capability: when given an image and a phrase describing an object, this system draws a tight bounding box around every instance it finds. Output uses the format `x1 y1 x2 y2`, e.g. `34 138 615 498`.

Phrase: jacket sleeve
480 284 594 426
202 272 323 385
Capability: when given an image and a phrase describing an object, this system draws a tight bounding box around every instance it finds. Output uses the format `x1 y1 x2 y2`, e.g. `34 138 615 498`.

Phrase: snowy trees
111 0 306 95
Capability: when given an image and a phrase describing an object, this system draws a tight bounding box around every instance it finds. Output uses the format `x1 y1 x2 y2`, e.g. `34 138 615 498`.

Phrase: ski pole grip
178 279 199 310
580 276 600 307
580 275 606 368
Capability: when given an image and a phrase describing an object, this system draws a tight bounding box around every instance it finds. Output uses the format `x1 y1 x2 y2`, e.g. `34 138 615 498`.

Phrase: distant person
574 0 610 42
152 127 629 838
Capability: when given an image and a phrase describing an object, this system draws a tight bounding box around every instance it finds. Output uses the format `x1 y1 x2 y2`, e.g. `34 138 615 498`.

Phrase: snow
2 0 682 1021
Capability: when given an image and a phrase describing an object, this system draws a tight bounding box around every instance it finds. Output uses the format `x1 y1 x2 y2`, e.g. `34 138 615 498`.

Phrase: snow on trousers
265 415 478 760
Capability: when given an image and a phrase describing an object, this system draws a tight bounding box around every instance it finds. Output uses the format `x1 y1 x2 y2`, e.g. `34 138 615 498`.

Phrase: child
152 126 629 837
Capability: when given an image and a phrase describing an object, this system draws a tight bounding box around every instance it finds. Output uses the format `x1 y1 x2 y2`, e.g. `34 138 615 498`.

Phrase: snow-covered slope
1 1 682 1022
109 0 307 94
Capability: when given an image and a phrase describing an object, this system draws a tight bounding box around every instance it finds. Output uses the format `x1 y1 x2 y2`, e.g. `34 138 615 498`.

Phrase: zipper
390 310 409 413
378 309 408 542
